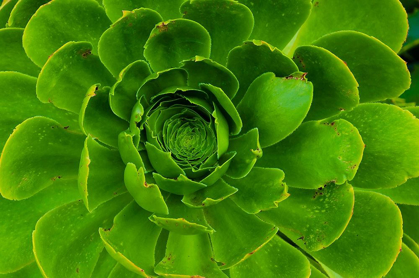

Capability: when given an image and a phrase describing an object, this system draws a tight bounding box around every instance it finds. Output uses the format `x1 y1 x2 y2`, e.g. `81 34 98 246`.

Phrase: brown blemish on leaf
314 1 319 7
64 126 69 130
79 49 92 58
157 22 170 32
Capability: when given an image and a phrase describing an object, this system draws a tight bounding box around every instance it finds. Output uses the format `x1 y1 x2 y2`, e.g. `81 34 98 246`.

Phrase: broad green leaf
259 182 354 251
312 31 410 103
155 233 227 278
401 9 419 56
337 104 419 189
293 45 359 120
108 264 139 278
0 117 84 200
124 163 168 215
98 8 162 77
80 85 128 148
310 264 328 278
0 262 42 278
7 0 49 28
79 136 127 212
102 0 185 22
91 249 117 278
404 234 419 258
200 152 236 186
100 201 161 277
237 72 313 148
311 191 403 278
144 19 211 72
110 60 151 121
226 128 262 179
0 181 79 274
0 72 78 150
181 0 254 64
33 194 132 278
145 142 186 179
23 0 111 67
399 205 419 244
204 199 278 269
385 243 419 278
37 41 115 114
225 167 289 214
370 177 419 206
230 236 311 278
292 0 408 52
227 40 299 105
213 103 229 159
118 132 148 171
0 28 40 76
182 179 238 208
182 56 239 99
259 119 364 189
0 0 17 28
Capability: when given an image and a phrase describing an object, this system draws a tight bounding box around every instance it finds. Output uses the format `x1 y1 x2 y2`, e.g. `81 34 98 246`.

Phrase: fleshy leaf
118 132 148 171
145 142 186 179
226 128 262 179
0 28 40 76
7 0 49 28
258 119 364 189
312 31 410 103
182 56 239 99
33 194 132 278
91 249 117 278
292 0 408 52
37 41 115 114
0 262 43 278
227 40 299 105
144 19 211 72
79 136 127 212
155 233 227 277
153 173 207 196
259 182 354 251
124 163 168 215
293 45 359 120
0 181 79 273
0 0 17 28
182 179 238 208
99 201 161 277
200 152 236 186
404 234 419 258
369 177 419 206
98 8 162 77
204 199 278 269
238 0 312 50
0 117 84 200
385 243 419 278
237 72 313 148
311 191 403 278
230 236 311 278
337 104 419 189
181 0 254 64
23 0 111 67
108 264 139 278
399 205 419 244
225 167 289 214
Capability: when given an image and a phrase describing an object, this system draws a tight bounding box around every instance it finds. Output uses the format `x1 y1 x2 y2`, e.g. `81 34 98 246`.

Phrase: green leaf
108 264 139 278
0 117 85 200
78 136 127 212
0 72 79 150
227 40 299 105
237 72 313 148
155 233 227 278
226 128 262 179
7 0 48 28
102 0 185 22
292 0 408 52
145 142 186 179
150 195 213 235
91 249 117 278
204 199 278 269
118 132 148 170
225 167 288 214
110 60 152 121
37 41 115 114
259 182 354 251
293 45 359 120
230 236 311 278
385 243 419 278
399 205 419 244
237 0 312 50
0 180 79 274
33 193 132 278
310 264 328 278
311 191 403 278
80 85 128 148
144 19 211 72
369 177 419 206
181 0 254 64
337 104 419 189
153 173 207 196
182 56 239 99
98 8 162 77
0 262 42 278
124 163 168 215
182 178 238 208
23 0 111 67
312 31 410 103
404 234 419 258
259 119 364 189
0 28 40 76
200 152 236 186
0 0 18 28
100 201 162 277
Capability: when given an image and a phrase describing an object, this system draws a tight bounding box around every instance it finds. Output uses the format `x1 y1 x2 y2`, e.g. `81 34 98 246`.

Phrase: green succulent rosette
1 0 419 277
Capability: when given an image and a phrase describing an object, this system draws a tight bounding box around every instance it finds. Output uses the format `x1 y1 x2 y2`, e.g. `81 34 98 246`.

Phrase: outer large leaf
0 117 85 200
370 177 419 206
399 205 419 244
385 243 419 278
7 0 49 28
0 262 42 278
0 0 18 28
90 249 117 278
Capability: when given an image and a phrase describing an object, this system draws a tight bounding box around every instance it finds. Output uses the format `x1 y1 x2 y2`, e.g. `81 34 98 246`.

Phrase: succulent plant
1 0 419 277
